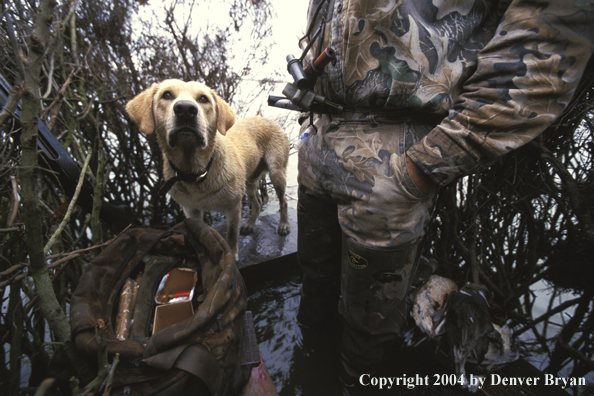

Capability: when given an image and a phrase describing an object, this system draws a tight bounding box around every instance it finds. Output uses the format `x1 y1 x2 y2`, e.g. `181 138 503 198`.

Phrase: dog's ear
211 89 236 135
126 84 157 134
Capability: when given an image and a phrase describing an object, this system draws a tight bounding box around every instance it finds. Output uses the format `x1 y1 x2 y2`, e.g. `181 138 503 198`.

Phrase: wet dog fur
126 79 290 260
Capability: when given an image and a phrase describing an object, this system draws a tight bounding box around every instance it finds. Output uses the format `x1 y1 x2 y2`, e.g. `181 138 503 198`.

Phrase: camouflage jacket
302 0 594 185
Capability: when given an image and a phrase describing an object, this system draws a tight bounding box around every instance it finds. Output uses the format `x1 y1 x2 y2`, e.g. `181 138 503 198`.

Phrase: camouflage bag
70 218 249 396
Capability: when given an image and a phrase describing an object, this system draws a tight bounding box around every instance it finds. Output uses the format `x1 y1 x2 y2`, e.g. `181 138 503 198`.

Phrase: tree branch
532 141 594 243
44 148 91 254
19 0 72 342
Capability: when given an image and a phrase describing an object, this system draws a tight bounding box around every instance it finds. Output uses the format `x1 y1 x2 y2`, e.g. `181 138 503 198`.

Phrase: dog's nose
174 101 198 121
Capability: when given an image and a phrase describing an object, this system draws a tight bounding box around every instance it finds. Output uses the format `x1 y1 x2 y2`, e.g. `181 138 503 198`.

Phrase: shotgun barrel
0 74 132 233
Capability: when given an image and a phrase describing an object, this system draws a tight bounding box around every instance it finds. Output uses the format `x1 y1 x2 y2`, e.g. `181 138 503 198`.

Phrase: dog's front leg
226 205 242 262
182 206 203 221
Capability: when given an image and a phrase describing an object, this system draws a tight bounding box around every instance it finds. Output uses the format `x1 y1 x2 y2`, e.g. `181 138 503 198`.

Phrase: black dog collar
160 155 215 195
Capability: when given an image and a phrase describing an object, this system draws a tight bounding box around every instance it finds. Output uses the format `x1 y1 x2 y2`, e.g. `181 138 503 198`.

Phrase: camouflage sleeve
406 0 594 186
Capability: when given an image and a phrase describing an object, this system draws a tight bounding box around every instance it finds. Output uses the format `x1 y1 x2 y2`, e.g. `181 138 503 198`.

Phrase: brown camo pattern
70 219 247 395
298 0 594 245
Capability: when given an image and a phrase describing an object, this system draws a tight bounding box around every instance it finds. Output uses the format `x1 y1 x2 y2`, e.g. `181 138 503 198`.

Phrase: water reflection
247 269 469 396
248 270 344 395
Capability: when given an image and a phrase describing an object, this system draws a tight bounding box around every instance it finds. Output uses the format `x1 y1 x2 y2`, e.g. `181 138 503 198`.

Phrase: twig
515 297 582 337
9 175 19 227
63 0 78 25
557 338 594 372
41 51 55 99
469 174 480 284
46 223 131 260
18 0 73 349
44 148 92 255
0 82 23 129
0 227 20 233
8 280 24 395
40 66 77 122
69 5 78 67
79 319 109 396
69 213 92 248
34 378 56 396
12 226 131 307
103 353 120 396
4 11 26 80
47 252 80 270
75 92 97 120
0 263 26 277
0 271 24 289
532 141 594 242
70 377 80 396
9 228 131 312
92 144 106 245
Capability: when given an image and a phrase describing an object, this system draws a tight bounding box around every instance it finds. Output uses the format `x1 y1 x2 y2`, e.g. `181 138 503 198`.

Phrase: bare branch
44 147 92 254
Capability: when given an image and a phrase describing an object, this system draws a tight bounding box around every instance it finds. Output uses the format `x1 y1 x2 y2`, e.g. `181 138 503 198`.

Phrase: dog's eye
162 91 173 100
198 95 209 104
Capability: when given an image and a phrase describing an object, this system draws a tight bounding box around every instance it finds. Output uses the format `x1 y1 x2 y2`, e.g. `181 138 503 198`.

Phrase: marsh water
245 264 593 396
247 267 345 395
246 266 471 396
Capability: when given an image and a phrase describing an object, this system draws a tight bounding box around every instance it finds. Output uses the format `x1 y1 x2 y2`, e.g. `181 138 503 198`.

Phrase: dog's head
126 79 236 150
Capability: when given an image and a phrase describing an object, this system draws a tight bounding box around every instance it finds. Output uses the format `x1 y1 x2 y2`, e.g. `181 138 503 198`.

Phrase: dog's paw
277 223 290 236
240 224 254 235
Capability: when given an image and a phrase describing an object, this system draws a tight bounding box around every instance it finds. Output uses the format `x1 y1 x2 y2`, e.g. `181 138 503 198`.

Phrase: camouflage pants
298 113 438 248
297 113 439 371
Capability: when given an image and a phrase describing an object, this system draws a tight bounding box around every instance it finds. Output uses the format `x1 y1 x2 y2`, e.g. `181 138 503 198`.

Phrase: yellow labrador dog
126 79 290 260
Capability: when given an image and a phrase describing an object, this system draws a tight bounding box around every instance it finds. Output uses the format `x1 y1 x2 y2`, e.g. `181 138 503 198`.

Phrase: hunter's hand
406 155 436 195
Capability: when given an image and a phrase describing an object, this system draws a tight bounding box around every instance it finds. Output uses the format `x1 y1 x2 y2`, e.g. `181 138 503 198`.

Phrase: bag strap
142 344 225 395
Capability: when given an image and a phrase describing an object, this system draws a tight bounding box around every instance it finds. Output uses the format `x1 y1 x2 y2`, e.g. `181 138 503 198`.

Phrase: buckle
366 114 379 126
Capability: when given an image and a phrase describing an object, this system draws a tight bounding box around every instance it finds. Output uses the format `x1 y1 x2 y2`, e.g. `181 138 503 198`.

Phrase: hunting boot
338 234 424 382
296 188 342 329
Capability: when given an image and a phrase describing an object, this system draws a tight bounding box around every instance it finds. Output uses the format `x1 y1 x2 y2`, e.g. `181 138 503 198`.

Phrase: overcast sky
232 1 310 187
238 1 310 127
135 1 310 125
268 1 310 76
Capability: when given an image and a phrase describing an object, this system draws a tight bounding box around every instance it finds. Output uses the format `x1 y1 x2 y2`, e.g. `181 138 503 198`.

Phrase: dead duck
445 283 518 392
471 322 518 371
411 274 459 340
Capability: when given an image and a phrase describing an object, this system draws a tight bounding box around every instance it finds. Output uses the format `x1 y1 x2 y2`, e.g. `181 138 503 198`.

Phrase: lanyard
298 0 333 62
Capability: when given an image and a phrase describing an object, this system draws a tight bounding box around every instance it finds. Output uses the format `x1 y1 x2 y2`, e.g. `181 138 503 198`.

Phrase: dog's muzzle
169 127 204 148
168 101 205 148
